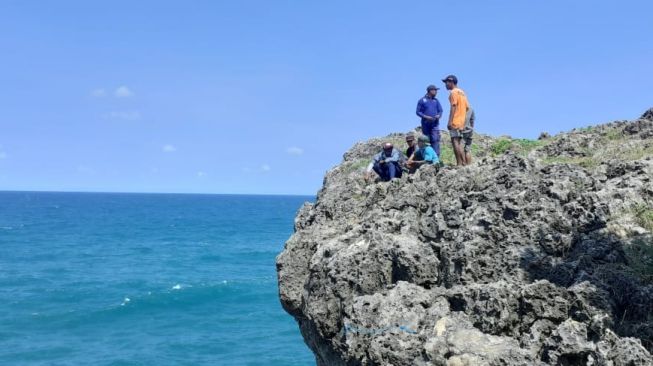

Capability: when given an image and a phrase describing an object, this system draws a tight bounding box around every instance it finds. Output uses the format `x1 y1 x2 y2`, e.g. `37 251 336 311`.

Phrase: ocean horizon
0 191 315 365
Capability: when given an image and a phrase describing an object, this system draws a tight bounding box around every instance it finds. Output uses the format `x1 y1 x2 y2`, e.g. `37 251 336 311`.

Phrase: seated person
401 133 417 172
365 142 403 182
407 135 439 172
405 133 417 158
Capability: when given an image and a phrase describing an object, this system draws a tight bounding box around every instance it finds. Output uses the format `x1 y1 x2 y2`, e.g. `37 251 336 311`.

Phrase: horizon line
0 189 316 197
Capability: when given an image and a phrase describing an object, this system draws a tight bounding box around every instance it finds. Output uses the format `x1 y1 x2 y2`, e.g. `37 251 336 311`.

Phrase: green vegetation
621 144 653 162
489 137 544 157
620 204 653 283
603 128 623 141
342 158 369 174
490 138 513 155
634 205 653 231
439 143 455 165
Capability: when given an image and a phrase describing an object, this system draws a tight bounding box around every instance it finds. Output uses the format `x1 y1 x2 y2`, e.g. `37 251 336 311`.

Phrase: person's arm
448 105 456 129
448 92 459 129
407 151 415 163
416 99 433 120
372 152 382 164
416 99 425 119
470 109 475 129
435 99 443 120
365 154 379 179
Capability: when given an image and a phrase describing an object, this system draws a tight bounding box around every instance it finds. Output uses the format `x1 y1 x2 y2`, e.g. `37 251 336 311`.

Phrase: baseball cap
426 84 439 91
442 75 458 84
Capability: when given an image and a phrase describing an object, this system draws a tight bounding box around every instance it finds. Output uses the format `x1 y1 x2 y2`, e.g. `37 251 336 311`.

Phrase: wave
29 279 278 330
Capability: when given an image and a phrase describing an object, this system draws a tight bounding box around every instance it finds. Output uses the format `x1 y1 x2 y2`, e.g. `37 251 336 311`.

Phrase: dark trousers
373 161 402 181
421 120 441 157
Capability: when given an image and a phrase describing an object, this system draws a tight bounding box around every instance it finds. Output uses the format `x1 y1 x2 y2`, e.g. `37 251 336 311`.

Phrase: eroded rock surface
277 112 653 365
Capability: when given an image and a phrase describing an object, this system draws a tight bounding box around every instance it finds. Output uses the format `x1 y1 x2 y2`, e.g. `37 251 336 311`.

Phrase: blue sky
1 1 652 195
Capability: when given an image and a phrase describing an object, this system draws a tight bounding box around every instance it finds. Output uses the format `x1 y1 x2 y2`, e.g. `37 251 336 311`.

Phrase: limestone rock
277 109 653 365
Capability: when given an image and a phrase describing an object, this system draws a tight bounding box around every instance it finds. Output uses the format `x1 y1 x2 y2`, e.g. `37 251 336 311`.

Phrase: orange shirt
449 87 469 130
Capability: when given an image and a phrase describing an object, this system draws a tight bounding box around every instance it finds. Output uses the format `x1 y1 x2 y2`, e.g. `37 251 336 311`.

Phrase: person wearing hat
404 133 418 159
407 135 439 173
416 85 443 158
442 75 469 166
365 142 403 182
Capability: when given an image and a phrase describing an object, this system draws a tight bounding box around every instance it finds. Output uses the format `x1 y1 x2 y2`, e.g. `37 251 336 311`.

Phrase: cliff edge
277 109 653 365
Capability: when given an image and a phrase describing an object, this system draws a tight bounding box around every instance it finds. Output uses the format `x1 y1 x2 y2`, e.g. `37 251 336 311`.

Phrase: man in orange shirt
443 75 469 166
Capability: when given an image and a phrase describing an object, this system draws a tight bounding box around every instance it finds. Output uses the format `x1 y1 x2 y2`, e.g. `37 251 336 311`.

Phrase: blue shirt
419 146 439 164
416 96 443 123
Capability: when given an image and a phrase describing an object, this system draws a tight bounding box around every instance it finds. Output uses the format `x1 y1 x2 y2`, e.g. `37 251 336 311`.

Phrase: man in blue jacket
365 143 402 182
416 85 443 157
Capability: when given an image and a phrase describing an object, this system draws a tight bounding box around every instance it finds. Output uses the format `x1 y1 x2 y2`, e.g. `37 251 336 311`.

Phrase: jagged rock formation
277 111 653 365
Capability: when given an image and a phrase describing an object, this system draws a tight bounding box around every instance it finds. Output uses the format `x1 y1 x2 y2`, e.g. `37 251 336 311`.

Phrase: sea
0 191 315 366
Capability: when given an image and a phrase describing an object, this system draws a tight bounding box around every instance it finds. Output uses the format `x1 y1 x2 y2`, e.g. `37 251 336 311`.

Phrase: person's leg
464 150 472 165
451 137 465 166
373 162 385 180
463 132 473 164
379 163 392 181
389 162 402 178
387 161 397 179
421 120 430 138
431 129 441 158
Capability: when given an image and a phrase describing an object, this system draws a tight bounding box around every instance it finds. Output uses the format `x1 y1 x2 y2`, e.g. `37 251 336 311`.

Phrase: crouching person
407 135 439 172
365 142 403 182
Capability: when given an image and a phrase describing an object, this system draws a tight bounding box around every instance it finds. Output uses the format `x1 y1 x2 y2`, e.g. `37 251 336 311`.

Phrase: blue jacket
419 146 439 164
416 96 443 123
372 148 401 164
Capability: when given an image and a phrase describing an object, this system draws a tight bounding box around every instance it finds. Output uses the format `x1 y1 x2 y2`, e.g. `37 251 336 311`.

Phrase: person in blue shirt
416 85 443 158
365 142 403 182
407 135 439 173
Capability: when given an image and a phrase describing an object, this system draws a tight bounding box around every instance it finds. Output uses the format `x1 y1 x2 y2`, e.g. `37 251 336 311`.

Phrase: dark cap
426 84 439 91
442 75 458 84
383 142 394 150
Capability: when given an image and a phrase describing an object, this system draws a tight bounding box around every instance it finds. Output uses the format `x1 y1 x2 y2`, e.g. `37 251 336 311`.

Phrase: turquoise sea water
0 192 314 365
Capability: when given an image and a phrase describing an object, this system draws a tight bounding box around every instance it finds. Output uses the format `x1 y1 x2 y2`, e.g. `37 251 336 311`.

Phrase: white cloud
286 146 304 155
114 86 134 98
162 144 177 153
260 164 271 172
197 171 207 178
105 110 141 121
91 88 106 97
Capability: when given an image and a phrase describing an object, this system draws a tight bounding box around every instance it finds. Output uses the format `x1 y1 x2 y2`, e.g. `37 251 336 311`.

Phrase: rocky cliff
277 109 653 366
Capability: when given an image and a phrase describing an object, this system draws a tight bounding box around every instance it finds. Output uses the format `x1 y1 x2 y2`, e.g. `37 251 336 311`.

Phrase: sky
1 1 652 195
